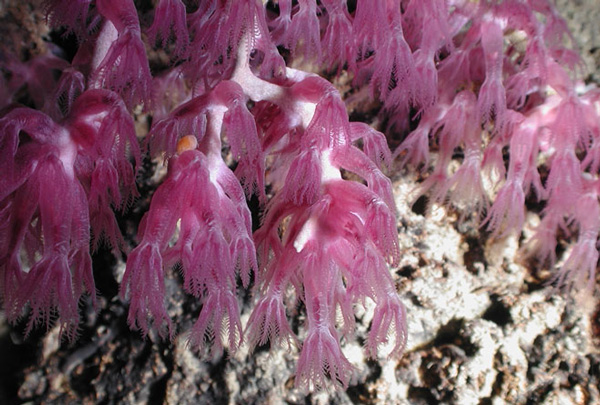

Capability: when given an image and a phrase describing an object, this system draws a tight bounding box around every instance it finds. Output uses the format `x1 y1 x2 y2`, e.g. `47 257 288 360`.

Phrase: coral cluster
1 0 598 391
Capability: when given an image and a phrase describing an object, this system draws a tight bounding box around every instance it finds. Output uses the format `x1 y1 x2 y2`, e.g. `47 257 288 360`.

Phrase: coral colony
1 0 599 390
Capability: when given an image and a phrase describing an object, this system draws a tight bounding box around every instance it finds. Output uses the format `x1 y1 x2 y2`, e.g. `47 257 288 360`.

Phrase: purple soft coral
0 89 138 340
2 0 600 396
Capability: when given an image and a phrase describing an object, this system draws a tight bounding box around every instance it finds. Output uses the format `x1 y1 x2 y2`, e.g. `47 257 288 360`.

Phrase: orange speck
177 135 198 154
